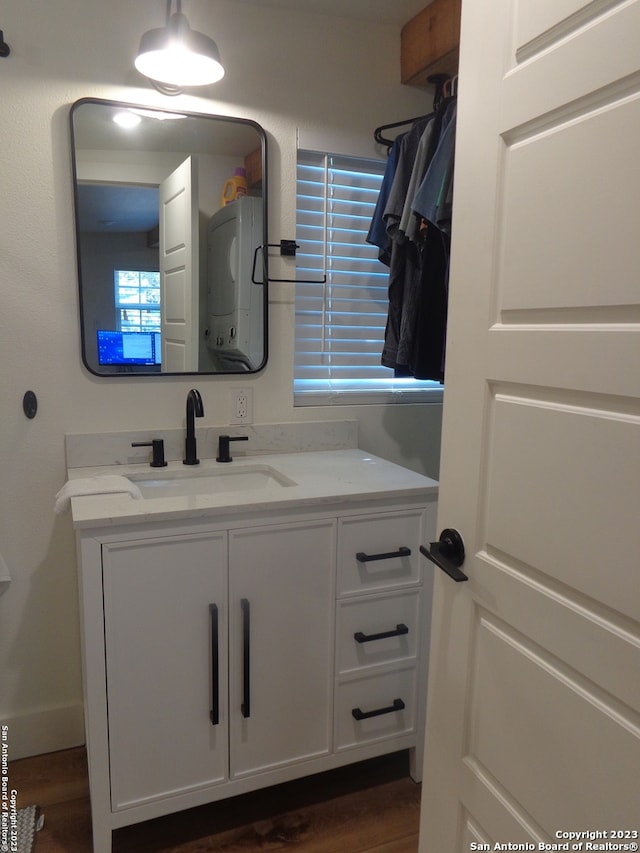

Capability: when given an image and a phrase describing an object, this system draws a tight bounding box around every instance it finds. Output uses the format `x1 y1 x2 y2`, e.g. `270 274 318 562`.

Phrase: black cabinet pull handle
420 528 468 582
209 604 219 726
352 698 405 721
356 546 411 563
354 623 409 644
241 598 251 718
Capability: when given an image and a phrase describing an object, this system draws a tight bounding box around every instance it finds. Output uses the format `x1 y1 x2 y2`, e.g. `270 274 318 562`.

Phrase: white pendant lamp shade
135 8 224 88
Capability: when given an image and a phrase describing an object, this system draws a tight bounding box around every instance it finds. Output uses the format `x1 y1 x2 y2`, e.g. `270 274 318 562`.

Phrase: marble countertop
67 449 438 529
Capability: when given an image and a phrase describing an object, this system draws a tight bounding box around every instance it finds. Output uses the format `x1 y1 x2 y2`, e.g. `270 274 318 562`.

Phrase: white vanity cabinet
72 451 437 853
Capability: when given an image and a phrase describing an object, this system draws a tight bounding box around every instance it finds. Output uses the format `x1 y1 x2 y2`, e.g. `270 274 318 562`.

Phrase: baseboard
4 704 85 761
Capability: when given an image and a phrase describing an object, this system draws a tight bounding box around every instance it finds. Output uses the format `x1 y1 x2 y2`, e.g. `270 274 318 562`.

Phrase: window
114 269 161 333
294 151 443 405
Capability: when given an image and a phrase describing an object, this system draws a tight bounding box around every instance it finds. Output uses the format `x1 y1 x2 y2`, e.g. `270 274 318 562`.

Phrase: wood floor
11 748 421 852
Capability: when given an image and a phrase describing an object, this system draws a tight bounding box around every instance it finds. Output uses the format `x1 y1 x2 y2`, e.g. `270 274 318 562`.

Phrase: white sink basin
127 464 297 499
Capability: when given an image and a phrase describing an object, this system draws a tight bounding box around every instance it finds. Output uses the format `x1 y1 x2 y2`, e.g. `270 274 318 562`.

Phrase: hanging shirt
399 119 436 242
382 118 431 239
411 228 450 382
366 134 404 265
379 118 432 371
412 101 457 232
409 100 457 381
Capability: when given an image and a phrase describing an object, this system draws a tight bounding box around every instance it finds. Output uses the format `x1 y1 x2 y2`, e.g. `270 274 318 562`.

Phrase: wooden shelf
401 0 461 87
244 146 263 189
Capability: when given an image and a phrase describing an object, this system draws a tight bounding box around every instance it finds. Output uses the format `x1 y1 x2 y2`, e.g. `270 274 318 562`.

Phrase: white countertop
67 449 438 529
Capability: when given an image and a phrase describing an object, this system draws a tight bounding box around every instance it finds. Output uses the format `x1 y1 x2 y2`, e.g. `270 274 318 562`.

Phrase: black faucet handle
132 439 168 468
217 435 249 463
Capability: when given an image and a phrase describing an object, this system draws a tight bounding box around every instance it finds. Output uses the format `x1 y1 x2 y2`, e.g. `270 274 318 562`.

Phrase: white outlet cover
230 388 253 424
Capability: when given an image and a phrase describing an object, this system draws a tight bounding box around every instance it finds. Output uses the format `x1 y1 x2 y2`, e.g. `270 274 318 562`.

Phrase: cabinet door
228 520 336 779
103 533 228 810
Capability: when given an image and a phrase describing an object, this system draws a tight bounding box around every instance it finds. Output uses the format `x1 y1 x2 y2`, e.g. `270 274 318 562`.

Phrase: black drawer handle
241 598 250 718
209 604 219 726
354 623 409 644
356 546 411 563
352 698 405 721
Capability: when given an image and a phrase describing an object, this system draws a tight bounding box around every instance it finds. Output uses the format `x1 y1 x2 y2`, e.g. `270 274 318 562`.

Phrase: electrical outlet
230 388 253 424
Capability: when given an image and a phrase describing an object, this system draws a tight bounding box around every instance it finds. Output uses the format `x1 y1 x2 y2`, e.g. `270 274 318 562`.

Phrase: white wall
0 0 442 758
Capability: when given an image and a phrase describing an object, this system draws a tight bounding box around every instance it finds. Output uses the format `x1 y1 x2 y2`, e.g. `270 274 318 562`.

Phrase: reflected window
114 269 161 333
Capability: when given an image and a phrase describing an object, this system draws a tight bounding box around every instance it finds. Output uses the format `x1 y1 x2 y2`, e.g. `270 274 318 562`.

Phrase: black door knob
419 528 469 582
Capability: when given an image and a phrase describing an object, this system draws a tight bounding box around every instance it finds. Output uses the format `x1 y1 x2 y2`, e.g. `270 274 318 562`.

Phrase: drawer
336 590 421 675
338 511 424 596
335 667 417 751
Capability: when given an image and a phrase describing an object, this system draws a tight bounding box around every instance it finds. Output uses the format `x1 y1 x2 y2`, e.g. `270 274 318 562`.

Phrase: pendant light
135 0 224 94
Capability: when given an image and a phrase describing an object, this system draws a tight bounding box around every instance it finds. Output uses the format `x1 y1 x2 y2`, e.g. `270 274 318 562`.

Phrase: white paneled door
419 0 640 849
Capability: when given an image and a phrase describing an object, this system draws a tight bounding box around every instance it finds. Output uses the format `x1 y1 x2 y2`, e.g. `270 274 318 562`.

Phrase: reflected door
160 156 199 372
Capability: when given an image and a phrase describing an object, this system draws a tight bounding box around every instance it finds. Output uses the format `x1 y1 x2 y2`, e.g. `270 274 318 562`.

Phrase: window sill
294 388 444 407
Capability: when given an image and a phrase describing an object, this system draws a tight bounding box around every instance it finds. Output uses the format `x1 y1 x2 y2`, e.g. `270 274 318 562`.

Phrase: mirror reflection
70 98 268 376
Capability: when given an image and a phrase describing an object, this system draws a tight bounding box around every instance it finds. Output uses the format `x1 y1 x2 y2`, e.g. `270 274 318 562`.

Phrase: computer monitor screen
97 330 161 366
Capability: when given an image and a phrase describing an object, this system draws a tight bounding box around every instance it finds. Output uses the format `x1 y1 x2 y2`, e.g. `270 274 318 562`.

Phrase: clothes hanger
442 75 458 99
373 75 451 151
374 115 430 149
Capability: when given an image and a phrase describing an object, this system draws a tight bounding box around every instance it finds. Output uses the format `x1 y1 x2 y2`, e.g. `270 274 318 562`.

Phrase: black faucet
183 389 204 465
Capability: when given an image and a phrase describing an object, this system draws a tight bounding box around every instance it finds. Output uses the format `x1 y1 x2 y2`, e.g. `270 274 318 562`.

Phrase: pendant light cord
167 0 182 20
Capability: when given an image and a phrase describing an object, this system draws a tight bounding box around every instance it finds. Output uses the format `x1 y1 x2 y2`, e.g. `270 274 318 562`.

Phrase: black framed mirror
70 98 268 376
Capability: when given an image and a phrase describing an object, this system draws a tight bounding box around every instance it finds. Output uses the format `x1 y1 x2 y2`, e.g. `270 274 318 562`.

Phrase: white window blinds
294 150 443 405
